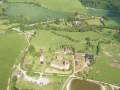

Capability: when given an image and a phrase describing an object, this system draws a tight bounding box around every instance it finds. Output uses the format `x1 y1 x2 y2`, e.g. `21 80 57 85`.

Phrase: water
70 79 101 90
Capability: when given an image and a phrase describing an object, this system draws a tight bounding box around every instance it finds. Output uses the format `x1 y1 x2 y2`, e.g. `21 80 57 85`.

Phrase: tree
75 11 79 16
67 17 73 22
54 19 60 25
85 37 91 41
28 45 35 53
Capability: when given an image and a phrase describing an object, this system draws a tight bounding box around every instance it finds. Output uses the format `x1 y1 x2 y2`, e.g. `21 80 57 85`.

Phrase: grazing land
0 31 27 90
105 18 120 26
88 43 120 85
5 3 74 20
87 7 120 17
8 0 87 14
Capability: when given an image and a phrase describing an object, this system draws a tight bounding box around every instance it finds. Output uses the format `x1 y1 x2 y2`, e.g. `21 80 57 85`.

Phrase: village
12 31 94 87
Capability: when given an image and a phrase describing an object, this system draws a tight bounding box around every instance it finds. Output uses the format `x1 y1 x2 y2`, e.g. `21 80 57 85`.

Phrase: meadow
105 18 120 26
5 3 74 20
16 75 68 90
8 0 87 14
31 28 116 53
88 43 120 85
0 31 27 90
87 7 120 17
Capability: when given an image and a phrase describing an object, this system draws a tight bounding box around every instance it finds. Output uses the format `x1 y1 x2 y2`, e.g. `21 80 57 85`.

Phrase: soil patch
103 51 112 57
118 54 120 57
110 64 120 68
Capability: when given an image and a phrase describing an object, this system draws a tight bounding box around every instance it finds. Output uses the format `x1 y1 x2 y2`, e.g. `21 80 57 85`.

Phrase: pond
70 79 101 90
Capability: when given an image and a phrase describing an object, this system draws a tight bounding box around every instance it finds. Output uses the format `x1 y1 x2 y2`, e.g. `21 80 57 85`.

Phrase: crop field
8 0 86 14
87 7 120 17
5 3 74 20
0 31 27 90
105 18 120 26
88 43 120 85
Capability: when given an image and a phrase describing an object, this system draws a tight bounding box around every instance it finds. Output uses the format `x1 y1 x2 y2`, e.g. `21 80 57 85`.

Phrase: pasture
87 7 120 17
5 3 74 20
0 31 27 90
105 18 120 26
8 0 86 14
88 43 120 85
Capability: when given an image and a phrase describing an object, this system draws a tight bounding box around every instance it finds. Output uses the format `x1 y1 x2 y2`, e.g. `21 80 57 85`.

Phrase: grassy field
86 19 102 25
105 18 120 26
88 43 120 85
31 29 115 53
16 75 68 90
5 3 74 20
87 7 120 17
0 31 27 90
8 0 86 14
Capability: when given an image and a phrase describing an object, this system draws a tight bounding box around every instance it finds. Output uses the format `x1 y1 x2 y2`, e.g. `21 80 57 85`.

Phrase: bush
28 45 35 53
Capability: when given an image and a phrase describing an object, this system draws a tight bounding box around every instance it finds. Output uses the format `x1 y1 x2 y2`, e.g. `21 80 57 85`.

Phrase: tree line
80 0 120 11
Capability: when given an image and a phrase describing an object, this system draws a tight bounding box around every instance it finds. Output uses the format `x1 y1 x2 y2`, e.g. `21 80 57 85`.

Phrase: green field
87 7 120 17
0 31 27 90
88 43 120 85
5 3 74 20
16 75 68 90
105 18 120 26
8 0 86 14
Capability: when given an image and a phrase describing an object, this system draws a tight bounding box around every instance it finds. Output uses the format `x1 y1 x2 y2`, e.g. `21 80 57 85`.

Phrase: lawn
105 17 120 26
5 3 74 20
8 0 87 14
0 31 27 90
16 75 68 90
87 7 120 17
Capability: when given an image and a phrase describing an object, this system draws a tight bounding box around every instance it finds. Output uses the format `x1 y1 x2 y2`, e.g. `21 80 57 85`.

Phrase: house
85 54 94 63
56 50 66 54
65 48 73 54
75 21 79 25
0 0 2 3
29 30 34 35
12 27 20 31
40 55 44 64
13 71 22 78
51 61 69 70
75 53 85 57
57 56 63 60
56 48 73 54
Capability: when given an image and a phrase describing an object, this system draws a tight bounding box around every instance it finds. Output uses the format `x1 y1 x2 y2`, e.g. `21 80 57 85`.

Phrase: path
75 62 88 73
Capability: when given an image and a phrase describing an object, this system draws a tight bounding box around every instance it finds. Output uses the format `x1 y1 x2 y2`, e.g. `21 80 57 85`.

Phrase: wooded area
80 0 120 10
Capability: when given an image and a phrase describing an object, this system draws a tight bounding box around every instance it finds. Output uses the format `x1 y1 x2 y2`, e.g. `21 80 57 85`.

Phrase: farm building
85 54 94 63
13 71 22 78
75 53 85 56
51 61 69 70
29 30 34 35
40 55 44 64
